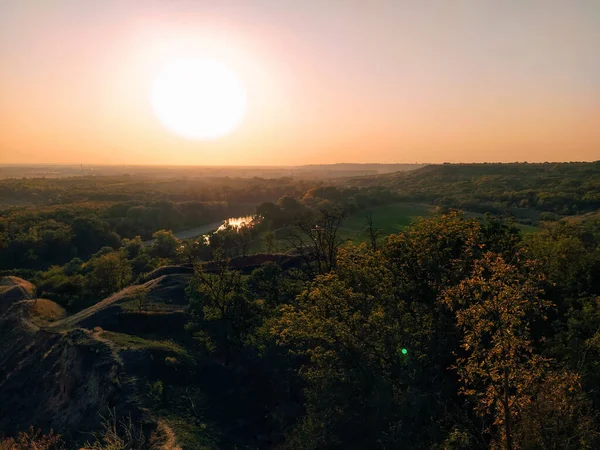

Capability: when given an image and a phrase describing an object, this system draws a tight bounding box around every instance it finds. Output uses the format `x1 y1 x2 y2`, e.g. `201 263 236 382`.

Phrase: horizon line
1 160 599 168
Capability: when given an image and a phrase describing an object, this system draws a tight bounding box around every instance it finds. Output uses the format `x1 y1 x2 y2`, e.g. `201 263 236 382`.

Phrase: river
143 215 258 246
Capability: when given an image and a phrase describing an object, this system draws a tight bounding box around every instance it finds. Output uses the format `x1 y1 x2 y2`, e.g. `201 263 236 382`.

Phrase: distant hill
291 163 424 178
344 162 600 219
0 163 424 180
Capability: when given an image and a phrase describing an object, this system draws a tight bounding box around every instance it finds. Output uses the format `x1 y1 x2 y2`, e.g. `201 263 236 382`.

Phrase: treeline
17 223 272 312
12 187 398 310
0 176 303 270
180 211 600 448
255 186 398 228
349 162 600 218
0 175 311 205
0 177 398 271
0 201 228 270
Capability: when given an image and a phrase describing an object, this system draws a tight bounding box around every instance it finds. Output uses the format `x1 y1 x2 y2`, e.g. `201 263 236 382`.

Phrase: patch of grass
28 299 67 325
100 331 191 360
119 299 185 314
515 223 540 234
247 202 540 253
242 203 435 252
341 202 436 243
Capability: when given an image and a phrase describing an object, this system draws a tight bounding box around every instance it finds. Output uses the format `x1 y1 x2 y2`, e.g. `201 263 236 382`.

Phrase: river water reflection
217 215 256 231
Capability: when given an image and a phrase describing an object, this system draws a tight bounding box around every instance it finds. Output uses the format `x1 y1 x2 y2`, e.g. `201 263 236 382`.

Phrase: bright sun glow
151 58 247 140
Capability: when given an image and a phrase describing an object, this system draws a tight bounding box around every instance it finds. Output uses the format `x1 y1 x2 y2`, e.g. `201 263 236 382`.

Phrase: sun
151 58 247 140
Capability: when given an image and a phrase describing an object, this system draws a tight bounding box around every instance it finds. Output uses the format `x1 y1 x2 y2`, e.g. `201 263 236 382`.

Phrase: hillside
345 162 600 219
0 290 125 438
0 255 303 448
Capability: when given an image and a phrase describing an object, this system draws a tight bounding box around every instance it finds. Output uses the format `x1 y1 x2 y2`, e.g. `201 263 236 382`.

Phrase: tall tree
88 253 132 297
150 229 180 259
272 244 433 448
444 252 552 450
178 239 205 264
285 207 347 278
364 212 383 251
186 257 254 366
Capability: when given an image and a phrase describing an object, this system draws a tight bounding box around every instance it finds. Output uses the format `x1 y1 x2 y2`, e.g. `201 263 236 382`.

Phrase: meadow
340 202 436 241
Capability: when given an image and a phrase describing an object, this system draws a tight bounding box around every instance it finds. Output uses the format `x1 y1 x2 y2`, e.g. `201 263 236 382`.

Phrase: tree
133 286 149 314
272 244 433 448
237 223 252 257
525 221 600 301
384 211 484 306
256 202 284 227
248 262 286 307
121 236 143 259
71 217 120 258
186 258 254 366
150 229 180 259
263 231 276 254
364 212 383 251
382 212 488 409
88 253 132 297
36 265 85 309
285 207 347 277
513 370 600 449
209 225 242 258
443 252 552 450
277 195 308 221
178 239 205 264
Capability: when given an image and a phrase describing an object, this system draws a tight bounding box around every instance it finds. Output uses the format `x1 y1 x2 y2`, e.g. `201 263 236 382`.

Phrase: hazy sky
1 0 599 165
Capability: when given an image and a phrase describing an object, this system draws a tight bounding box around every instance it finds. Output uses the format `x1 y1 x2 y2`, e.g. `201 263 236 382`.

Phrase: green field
246 202 541 253
340 202 436 243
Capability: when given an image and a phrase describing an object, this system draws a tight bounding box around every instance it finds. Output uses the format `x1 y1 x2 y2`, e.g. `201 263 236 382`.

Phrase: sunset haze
1 0 599 165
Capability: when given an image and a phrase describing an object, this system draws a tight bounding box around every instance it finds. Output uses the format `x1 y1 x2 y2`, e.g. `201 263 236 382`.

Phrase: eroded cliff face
0 276 36 314
0 275 189 447
0 300 134 441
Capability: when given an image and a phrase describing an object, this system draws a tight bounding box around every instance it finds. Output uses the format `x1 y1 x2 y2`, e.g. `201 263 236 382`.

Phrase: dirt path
47 284 142 330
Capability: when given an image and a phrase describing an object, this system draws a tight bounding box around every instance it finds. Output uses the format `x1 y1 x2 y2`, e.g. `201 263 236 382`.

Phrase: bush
0 427 64 450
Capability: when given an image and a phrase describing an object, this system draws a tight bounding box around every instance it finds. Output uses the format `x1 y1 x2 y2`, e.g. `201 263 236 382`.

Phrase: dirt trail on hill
0 275 182 446
48 284 143 330
47 270 192 331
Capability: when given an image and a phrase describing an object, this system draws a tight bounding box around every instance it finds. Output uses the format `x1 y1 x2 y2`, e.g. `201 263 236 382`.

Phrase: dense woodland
349 162 600 219
2 162 600 449
0 176 397 273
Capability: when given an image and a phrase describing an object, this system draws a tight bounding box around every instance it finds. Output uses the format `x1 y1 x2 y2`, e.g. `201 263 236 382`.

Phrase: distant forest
348 162 600 218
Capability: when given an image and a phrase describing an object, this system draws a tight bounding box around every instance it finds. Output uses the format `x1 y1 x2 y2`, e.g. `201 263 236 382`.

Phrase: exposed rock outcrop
0 276 36 313
0 304 134 440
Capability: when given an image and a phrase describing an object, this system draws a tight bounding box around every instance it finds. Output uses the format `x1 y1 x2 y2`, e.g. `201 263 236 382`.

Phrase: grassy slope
245 202 436 253
247 201 538 253
340 202 436 242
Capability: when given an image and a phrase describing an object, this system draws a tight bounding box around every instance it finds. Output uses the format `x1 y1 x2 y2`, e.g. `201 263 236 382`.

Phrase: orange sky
1 0 599 165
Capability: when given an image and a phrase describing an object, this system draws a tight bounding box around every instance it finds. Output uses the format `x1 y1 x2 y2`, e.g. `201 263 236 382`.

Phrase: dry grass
0 276 35 296
27 299 66 325
99 331 191 360
82 409 177 450
0 426 65 450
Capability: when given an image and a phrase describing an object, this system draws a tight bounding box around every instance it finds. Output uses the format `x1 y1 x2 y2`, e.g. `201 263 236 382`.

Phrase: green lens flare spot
401 348 408 355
